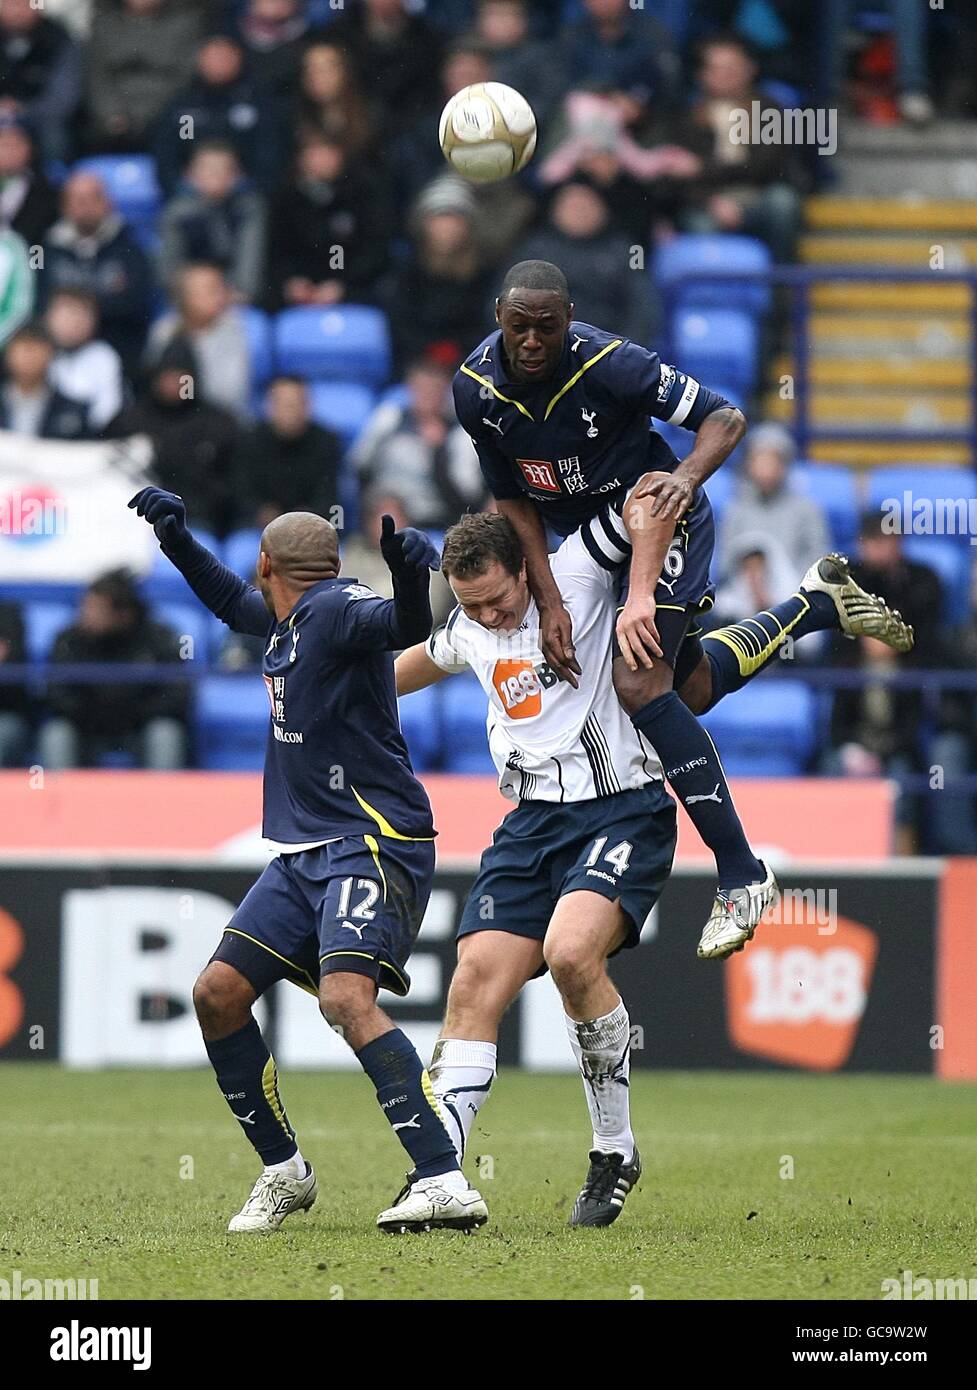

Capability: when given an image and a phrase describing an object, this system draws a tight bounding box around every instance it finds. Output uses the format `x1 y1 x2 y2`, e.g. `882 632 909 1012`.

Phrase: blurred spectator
712 535 798 626
325 0 444 142
821 0 933 123
85 0 205 153
0 599 29 768
823 633 924 852
0 227 34 348
850 512 942 665
46 287 125 432
352 360 483 530
476 0 566 126
40 568 189 770
45 0 94 39
0 322 89 439
158 140 266 302
0 0 82 161
391 40 494 209
105 340 238 533
234 375 343 529
670 35 807 263
154 33 283 194
716 424 829 582
294 39 377 156
0 113 59 247
560 0 676 111
341 488 455 626
385 177 493 370
42 171 153 361
698 0 816 93
267 133 391 310
234 0 309 100
147 263 251 420
514 180 654 344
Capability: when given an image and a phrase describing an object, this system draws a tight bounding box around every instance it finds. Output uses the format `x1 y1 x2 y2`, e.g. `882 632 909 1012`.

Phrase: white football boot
227 1164 318 1233
376 1172 488 1234
697 862 779 960
800 553 915 652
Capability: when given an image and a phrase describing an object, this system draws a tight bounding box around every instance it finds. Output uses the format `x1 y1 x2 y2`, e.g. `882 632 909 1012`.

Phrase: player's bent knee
544 934 604 999
444 950 507 1032
318 971 374 1032
612 657 672 714
192 961 255 1032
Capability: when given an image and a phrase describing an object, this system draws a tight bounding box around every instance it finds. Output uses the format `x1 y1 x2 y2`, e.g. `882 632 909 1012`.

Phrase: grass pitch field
2 1065 974 1301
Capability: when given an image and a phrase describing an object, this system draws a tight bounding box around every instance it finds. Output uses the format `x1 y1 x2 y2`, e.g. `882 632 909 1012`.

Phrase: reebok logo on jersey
492 658 559 718
517 459 560 493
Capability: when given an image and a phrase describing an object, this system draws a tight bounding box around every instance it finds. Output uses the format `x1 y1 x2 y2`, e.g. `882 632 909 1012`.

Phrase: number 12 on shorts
584 837 633 876
336 877 380 919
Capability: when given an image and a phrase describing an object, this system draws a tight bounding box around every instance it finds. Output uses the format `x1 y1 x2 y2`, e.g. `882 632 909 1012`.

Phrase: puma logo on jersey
686 782 723 805
482 416 504 435
658 575 678 595
571 333 588 353
478 345 492 365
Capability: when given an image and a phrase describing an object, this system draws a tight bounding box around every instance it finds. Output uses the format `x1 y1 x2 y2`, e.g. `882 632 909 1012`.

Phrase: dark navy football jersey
163 535 436 845
453 321 731 535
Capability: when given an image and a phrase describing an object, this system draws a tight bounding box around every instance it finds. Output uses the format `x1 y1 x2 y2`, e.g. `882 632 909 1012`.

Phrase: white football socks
565 1000 635 1161
265 1149 307 1179
429 1038 497 1164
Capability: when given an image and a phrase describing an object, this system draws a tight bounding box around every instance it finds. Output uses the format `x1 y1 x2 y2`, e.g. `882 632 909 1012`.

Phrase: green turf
2 1065 975 1300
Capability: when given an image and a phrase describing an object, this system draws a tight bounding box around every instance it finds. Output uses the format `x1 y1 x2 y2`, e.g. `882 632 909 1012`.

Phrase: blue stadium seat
24 599 75 662
155 599 220 666
866 468 977 544
441 671 495 773
223 529 261 581
397 685 443 772
672 309 759 394
195 675 268 770
307 382 377 447
73 155 161 247
654 236 772 316
793 464 860 553
241 307 275 389
273 306 392 387
701 679 817 776
902 537 973 624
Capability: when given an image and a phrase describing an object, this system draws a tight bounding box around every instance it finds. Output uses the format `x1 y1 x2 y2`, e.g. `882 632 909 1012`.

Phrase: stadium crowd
0 0 975 852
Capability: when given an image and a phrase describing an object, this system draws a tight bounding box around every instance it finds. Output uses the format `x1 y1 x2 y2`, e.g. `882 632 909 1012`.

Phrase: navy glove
379 514 441 574
129 487 188 544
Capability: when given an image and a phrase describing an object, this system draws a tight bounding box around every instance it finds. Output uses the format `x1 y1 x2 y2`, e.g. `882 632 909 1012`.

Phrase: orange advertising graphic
725 906 879 1071
0 907 25 1047
492 659 543 718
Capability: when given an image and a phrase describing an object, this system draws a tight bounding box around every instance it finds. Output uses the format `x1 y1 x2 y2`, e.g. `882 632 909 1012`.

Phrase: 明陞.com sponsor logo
0 1268 98 1300
50 1320 151 1371
729 100 837 157
881 492 977 545
883 1269 977 1299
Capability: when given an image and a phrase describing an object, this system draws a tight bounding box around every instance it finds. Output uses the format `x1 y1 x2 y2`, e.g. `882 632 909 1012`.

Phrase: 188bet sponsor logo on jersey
492 658 559 718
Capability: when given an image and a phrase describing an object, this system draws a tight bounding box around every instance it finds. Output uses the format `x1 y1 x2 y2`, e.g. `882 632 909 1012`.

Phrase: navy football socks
205 1017 298 1165
630 690 764 890
700 590 837 710
357 1028 460 1179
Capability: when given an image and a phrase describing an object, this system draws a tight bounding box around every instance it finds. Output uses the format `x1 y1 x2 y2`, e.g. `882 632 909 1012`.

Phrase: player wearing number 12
128 486 487 1235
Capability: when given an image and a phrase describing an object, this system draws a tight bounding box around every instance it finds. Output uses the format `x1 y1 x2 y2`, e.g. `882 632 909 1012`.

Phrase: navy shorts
616 486 716 667
457 784 677 960
211 836 436 998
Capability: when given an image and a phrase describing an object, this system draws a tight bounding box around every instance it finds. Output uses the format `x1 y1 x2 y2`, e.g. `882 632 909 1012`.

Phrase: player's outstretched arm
395 644 456 695
379 514 439 648
638 405 746 521
128 487 270 636
495 496 581 688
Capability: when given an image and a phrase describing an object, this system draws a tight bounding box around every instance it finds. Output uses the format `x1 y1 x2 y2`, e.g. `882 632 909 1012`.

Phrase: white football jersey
428 526 664 803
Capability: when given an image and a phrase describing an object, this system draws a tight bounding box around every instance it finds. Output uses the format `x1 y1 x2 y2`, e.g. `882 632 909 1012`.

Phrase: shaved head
260 511 340 587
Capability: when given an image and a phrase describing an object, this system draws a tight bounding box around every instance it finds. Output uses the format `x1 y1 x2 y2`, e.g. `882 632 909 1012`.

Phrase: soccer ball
438 82 537 183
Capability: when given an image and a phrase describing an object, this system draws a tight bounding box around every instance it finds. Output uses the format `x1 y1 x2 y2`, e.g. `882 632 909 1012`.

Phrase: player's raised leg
193 960 317 1234
430 931 544 1162
543 891 641 1228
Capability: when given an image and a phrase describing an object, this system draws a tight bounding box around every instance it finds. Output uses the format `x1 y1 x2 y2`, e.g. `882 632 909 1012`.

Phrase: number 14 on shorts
584 837 633 876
